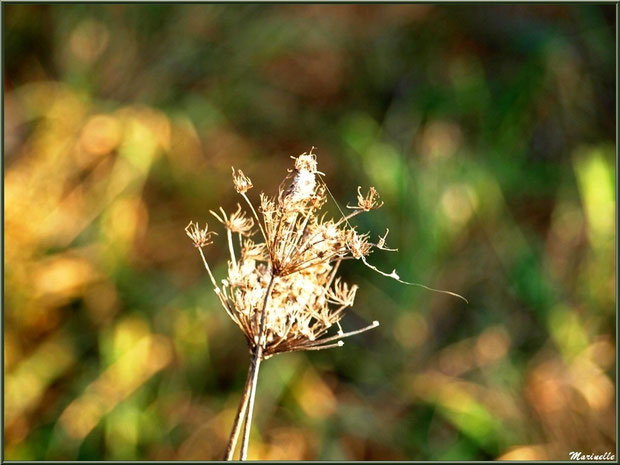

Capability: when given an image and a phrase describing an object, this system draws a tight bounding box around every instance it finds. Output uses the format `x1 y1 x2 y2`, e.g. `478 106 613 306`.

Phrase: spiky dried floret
185 221 217 248
327 278 358 307
293 151 319 173
348 186 384 211
346 230 372 259
232 167 253 194
211 204 255 236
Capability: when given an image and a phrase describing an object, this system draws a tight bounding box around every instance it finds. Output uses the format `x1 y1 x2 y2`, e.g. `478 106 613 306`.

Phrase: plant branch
238 345 262 460
239 274 275 460
223 366 253 460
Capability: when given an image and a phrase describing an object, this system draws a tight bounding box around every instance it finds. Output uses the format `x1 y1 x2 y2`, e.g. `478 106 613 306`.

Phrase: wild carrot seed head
189 150 392 358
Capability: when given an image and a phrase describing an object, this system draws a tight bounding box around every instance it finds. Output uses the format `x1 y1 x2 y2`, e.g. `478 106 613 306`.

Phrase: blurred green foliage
3 4 615 460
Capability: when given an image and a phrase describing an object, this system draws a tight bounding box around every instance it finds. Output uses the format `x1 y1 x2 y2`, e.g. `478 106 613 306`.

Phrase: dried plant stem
238 275 275 460
198 247 239 324
242 192 267 242
299 320 379 348
226 229 237 269
239 345 263 460
223 368 253 460
198 247 219 290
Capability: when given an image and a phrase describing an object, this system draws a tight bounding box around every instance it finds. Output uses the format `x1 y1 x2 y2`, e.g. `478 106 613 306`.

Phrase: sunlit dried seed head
185 221 217 248
349 186 384 211
346 230 372 259
232 167 253 193
189 151 395 360
210 204 255 236
293 151 319 173
283 152 319 205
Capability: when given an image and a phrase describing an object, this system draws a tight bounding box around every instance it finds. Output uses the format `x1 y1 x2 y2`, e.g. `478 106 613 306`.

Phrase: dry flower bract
186 149 449 461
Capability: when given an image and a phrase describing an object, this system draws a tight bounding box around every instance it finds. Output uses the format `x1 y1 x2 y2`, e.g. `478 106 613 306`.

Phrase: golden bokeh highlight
59 333 173 440
293 367 338 420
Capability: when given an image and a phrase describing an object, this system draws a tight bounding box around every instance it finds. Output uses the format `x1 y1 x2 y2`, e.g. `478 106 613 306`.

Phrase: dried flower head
232 167 253 193
346 229 373 259
281 151 322 207
190 153 394 359
185 221 217 248
210 204 255 236
186 149 466 460
327 277 358 308
293 150 319 172
348 186 383 211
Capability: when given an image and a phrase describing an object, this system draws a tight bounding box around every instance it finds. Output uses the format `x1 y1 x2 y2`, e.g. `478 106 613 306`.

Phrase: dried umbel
186 149 464 460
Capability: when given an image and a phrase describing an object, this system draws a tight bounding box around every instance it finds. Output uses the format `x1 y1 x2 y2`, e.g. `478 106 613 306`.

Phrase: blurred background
3 4 616 461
